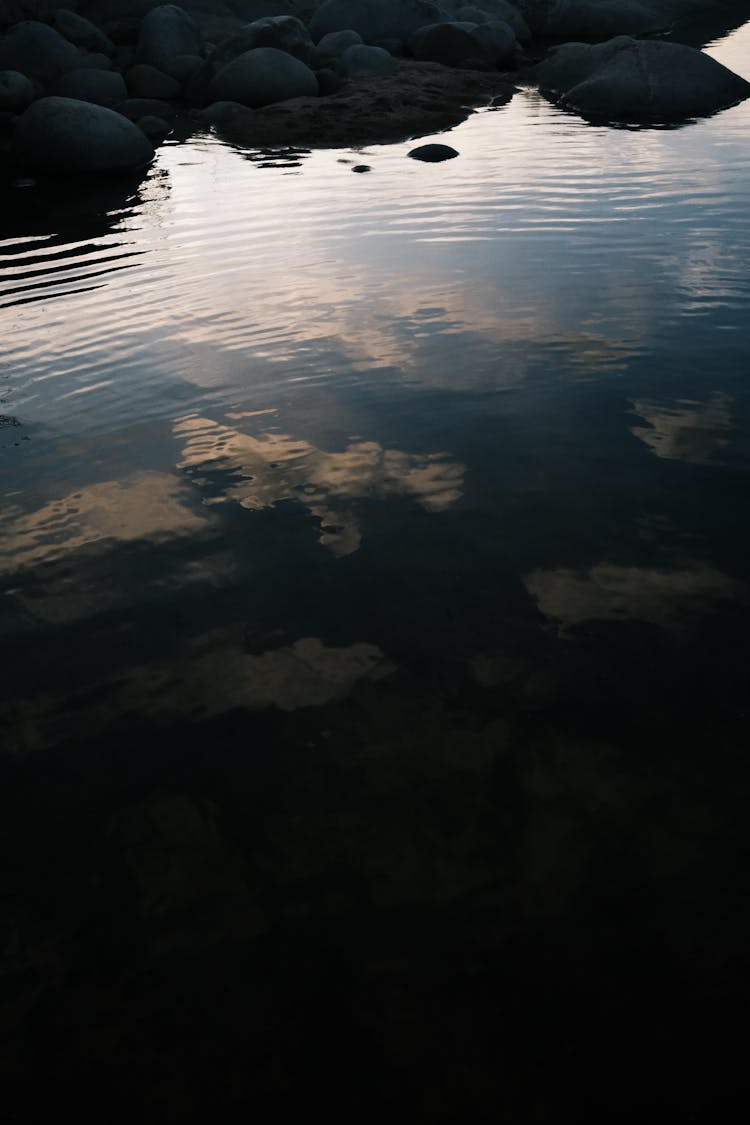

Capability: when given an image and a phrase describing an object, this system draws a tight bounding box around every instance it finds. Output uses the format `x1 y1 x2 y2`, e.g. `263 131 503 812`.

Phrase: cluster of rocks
1 0 749 175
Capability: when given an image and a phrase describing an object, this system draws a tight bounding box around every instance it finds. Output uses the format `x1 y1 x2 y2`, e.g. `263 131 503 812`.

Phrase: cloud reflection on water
175 414 464 555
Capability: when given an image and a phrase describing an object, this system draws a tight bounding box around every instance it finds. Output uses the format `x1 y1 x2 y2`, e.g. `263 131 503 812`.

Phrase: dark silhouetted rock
53 9 116 58
409 142 459 160
530 35 750 121
13 96 154 172
114 96 177 122
54 66 127 106
208 46 318 107
341 44 395 78
126 63 181 99
310 0 447 46
135 4 204 71
0 20 81 85
0 69 35 113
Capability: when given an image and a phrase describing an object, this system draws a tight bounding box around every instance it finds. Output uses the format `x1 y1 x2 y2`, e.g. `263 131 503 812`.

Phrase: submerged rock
13 96 154 172
529 35 750 121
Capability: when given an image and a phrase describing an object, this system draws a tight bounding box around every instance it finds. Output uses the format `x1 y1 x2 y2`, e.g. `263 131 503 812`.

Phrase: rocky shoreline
1 1 750 177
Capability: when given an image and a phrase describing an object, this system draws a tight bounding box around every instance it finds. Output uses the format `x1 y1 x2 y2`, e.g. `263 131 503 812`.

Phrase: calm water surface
1 23 749 1124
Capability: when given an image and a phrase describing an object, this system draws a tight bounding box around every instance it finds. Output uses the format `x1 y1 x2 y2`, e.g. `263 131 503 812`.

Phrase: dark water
2 25 750 1123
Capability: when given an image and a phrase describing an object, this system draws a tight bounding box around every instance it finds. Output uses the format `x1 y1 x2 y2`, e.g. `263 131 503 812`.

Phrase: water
2 24 749 1123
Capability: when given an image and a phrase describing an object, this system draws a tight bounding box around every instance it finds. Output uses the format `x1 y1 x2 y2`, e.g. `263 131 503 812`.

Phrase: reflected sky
1 25 750 750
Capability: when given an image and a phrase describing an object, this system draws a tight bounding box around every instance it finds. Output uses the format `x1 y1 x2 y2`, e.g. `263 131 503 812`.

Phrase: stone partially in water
408 142 460 161
530 35 750 121
13 96 154 173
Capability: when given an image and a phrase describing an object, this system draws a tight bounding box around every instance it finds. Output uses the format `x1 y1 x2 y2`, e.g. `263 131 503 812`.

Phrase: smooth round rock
208 47 318 109
54 67 127 107
0 20 81 85
53 10 115 58
341 44 395 79
0 69 35 113
126 63 181 100
135 4 204 72
408 143 459 162
13 96 154 173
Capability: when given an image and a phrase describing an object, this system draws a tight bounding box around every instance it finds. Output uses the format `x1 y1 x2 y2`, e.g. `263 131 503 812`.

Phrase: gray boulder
310 0 448 46
54 67 128 106
53 10 116 58
126 63 182 98
411 21 487 67
206 16 314 73
207 46 318 107
0 20 82 86
162 53 204 84
0 69 35 113
196 99 251 125
470 19 517 64
135 4 204 70
314 30 364 64
531 36 750 121
340 44 395 78
76 52 115 71
445 0 531 42
114 96 177 121
13 96 154 172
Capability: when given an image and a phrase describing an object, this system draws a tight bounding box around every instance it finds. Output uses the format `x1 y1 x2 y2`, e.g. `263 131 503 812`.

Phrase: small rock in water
408 143 459 162
352 164 371 172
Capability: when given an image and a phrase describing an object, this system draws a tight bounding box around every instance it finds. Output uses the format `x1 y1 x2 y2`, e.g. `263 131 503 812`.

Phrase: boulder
135 4 204 71
469 19 517 64
207 46 318 107
162 53 204 84
411 21 488 67
54 67 128 106
445 0 531 42
206 16 314 75
76 53 115 71
13 96 154 172
409 142 459 160
310 0 448 46
126 63 182 98
340 44 395 78
114 96 177 122
0 69 35 113
136 113 172 140
0 20 82 86
314 30 364 65
53 10 116 58
530 36 750 121
196 99 251 124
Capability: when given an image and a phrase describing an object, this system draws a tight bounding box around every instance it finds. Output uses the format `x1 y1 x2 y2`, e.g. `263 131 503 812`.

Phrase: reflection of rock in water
525 562 746 631
175 414 464 555
630 392 733 464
